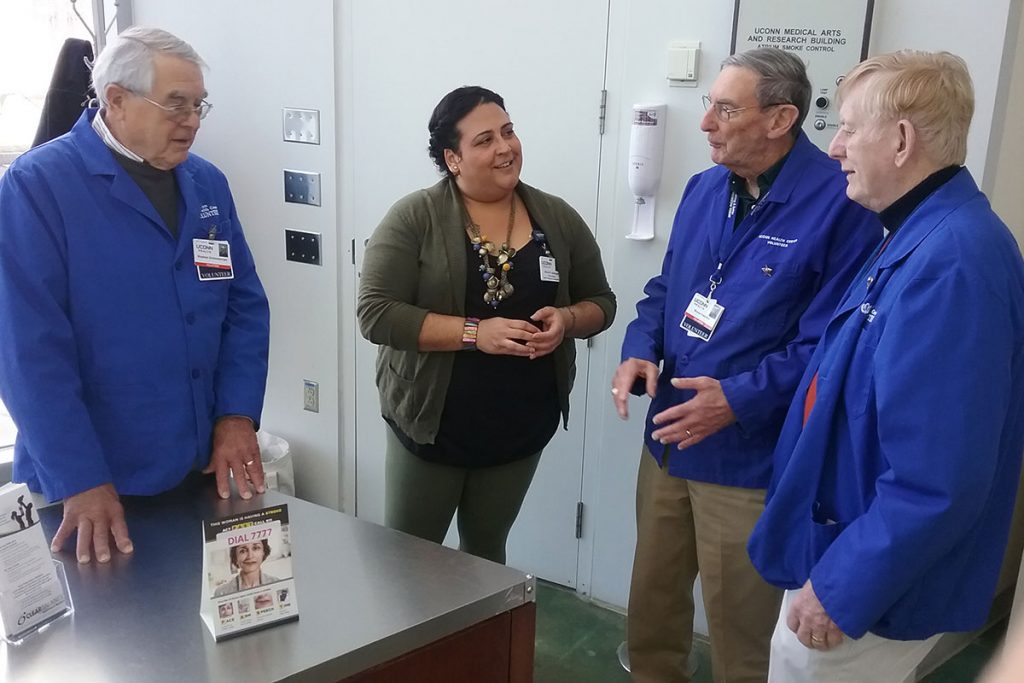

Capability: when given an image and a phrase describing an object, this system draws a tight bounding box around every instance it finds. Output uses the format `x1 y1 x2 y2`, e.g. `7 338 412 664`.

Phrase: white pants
768 589 942 683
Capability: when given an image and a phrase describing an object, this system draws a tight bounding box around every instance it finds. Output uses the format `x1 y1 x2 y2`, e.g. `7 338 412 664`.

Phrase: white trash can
257 430 295 496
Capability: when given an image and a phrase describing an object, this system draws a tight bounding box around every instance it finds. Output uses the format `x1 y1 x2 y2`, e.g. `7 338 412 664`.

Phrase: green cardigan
357 177 616 445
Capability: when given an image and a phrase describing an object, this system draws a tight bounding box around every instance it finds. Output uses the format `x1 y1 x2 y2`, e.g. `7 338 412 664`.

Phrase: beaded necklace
464 195 556 308
465 195 517 307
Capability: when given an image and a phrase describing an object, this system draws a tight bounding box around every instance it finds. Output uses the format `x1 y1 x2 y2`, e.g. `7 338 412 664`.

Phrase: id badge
539 256 560 282
680 292 724 342
193 239 234 281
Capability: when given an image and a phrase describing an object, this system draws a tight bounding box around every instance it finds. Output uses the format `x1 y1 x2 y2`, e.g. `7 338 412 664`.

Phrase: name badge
193 239 234 281
680 292 724 342
539 256 560 282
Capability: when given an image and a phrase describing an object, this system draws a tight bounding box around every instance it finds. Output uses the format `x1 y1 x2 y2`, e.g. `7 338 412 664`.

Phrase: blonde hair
838 50 974 165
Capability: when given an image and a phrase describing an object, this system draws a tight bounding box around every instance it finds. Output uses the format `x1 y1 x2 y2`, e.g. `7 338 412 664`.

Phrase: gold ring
245 460 255 466
685 429 693 438
810 634 824 643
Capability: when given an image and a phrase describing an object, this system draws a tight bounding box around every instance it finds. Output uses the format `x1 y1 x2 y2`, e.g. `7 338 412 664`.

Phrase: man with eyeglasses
612 48 881 682
0 27 269 565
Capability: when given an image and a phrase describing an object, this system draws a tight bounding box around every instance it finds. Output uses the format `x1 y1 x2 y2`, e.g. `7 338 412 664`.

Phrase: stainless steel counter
0 476 535 682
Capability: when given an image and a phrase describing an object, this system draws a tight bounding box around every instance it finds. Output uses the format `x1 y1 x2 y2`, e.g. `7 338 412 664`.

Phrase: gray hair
92 26 206 107
721 48 811 137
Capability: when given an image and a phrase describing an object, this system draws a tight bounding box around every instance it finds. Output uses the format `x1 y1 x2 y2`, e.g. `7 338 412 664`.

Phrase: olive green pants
384 427 543 564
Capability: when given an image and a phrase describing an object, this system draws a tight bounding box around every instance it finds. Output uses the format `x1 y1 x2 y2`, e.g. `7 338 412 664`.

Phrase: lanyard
708 189 772 295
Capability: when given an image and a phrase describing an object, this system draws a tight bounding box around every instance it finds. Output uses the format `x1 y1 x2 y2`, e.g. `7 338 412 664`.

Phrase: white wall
990 0 1024 243
869 0 1016 184
132 0 343 508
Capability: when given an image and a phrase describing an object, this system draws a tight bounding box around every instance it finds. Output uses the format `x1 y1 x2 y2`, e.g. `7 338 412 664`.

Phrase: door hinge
575 501 584 539
598 89 608 136
350 238 356 265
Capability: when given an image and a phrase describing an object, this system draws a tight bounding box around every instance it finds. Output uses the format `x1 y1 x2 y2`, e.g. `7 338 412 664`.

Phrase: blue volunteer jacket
620 132 881 487
0 109 270 502
748 169 1024 640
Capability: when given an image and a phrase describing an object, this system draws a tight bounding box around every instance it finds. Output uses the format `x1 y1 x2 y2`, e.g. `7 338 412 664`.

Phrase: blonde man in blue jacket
749 51 1024 683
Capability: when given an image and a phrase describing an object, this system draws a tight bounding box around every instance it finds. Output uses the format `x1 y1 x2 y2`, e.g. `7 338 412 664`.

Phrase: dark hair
427 86 506 176
722 48 811 137
229 539 271 569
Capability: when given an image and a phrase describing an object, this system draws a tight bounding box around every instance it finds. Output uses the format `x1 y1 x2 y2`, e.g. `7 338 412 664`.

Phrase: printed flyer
0 482 70 642
200 504 298 641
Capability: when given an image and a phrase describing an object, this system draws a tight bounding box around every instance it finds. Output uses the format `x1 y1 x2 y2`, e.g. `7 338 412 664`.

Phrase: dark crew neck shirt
112 151 180 238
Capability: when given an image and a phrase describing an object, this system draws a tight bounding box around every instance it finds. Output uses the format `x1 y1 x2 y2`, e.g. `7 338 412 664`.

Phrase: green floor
534 581 1006 682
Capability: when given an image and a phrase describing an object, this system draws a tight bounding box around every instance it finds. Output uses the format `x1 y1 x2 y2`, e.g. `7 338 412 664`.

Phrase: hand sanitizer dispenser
627 103 667 241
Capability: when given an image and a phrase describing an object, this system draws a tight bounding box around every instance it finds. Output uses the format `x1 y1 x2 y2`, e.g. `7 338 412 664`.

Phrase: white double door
349 0 610 586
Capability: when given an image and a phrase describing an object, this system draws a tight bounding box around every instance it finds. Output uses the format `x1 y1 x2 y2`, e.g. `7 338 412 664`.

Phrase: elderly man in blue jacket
612 48 881 682
748 51 1024 682
0 27 269 565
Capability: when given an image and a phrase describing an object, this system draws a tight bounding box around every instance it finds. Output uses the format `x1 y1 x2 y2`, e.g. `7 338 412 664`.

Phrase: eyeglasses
701 95 790 122
137 94 213 121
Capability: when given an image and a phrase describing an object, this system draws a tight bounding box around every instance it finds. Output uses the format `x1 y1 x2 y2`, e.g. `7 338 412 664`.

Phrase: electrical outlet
282 107 321 144
284 170 321 206
303 379 319 413
285 229 322 265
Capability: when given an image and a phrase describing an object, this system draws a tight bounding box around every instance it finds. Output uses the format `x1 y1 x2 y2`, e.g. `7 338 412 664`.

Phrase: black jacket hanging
31 38 95 148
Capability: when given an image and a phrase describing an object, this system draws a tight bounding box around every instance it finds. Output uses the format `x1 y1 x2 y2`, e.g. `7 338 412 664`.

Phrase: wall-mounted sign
731 0 874 150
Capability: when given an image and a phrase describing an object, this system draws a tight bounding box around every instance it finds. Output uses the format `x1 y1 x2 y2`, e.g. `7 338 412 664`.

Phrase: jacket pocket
809 517 847 561
376 352 422 425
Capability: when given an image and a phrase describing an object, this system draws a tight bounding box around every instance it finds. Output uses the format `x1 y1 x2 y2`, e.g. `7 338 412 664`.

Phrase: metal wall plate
284 170 322 206
285 229 322 266
303 379 320 413
283 107 321 145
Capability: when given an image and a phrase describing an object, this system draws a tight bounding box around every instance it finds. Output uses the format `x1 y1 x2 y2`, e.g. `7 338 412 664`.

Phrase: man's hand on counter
51 483 133 564
204 416 265 500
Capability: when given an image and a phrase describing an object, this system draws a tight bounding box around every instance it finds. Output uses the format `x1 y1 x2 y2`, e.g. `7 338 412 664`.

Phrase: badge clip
207 225 218 240
761 265 773 277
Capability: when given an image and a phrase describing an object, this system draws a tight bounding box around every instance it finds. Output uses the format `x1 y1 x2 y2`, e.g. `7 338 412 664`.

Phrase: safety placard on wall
731 0 874 150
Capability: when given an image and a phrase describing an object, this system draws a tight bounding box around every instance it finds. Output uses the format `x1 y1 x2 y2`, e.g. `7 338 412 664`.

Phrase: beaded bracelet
462 317 480 350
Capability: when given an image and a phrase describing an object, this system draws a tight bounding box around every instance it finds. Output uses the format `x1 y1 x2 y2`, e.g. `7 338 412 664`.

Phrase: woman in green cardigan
357 86 615 564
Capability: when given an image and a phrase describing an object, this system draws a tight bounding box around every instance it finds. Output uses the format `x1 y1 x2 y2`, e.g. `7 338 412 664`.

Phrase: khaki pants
628 446 782 683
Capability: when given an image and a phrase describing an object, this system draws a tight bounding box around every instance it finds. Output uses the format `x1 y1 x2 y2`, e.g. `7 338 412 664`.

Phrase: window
0 1 117 448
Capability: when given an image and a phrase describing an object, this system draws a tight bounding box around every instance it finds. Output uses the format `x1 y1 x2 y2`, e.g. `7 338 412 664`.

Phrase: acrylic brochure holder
1 559 74 645
0 482 74 645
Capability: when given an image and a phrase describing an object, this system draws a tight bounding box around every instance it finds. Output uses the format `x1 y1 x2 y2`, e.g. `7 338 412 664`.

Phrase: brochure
0 482 71 642
200 504 298 641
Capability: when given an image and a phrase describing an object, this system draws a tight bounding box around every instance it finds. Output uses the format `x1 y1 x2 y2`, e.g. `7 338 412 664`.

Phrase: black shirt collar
878 165 961 232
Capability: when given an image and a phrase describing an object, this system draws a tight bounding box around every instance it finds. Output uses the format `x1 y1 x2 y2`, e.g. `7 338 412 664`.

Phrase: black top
112 151 180 238
388 227 561 468
879 165 961 233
